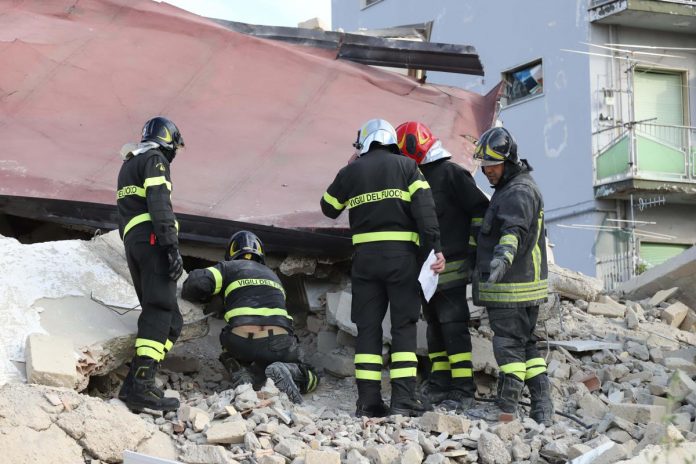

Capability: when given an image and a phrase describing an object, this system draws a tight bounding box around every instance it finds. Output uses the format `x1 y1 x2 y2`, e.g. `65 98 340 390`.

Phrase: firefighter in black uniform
321 119 445 418
181 231 319 403
116 116 185 412
468 127 553 425
396 121 489 412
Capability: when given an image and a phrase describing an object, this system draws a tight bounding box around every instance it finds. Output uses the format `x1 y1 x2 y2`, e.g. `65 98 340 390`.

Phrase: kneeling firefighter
181 231 319 403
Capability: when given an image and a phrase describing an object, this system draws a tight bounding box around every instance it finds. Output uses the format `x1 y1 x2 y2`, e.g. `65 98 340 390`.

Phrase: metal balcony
589 0 696 33
593 123 696 200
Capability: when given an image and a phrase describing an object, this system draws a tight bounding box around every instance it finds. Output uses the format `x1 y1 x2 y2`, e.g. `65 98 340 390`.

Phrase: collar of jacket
494 159 532 190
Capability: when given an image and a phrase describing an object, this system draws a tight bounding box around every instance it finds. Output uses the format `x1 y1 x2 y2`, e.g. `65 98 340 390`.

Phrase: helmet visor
473 142 507 166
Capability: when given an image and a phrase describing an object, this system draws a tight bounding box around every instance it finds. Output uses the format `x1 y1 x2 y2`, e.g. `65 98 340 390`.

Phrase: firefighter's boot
121 356 179 412
527 374 554 426
440 376 476 412
355 380 389 418
265 362 320 404
390 378 433 417
420 372 450 406
219 352 254 389
467 373 523 422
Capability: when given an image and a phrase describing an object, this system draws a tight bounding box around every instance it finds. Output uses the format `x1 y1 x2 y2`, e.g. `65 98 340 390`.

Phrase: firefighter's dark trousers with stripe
125 238 183 361
351 242 420 406
423 285 474 396
487 305 547 383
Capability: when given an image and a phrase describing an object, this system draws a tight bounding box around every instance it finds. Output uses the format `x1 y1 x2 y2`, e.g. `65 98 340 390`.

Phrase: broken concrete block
316 331 338 354
649 287 680 307
205 420 247 444
671 412 692 432
608 403 666 424
625 305 640 329
365 444 400 464
548 263 603 302
25 333 77 388
419 412 470 435
336 329 356 348
477 432 511 464
274 438 307 459
326 291 357 336
301 279 341 313
578 393 609 419
679 308 696 332
305 449 341 464
567 443 592 460
668 370 696 401
321 350 355 377
625 341 650 361
179 443 238 464
493 420 524 441
305 315 325 334
471 334 498 375
662 302 690 327
325 291 342 325
400 443 425 464
606 428 632 443
663 357 696 376
279 255 316 276
588 302 625 318
192 410 211 432
635 423 684 455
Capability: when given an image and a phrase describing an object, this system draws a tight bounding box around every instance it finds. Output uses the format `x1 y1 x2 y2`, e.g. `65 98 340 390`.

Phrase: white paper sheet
418 249 439 302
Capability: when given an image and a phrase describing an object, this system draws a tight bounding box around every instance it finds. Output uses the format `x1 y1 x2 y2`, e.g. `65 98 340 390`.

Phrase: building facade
332 0 696 286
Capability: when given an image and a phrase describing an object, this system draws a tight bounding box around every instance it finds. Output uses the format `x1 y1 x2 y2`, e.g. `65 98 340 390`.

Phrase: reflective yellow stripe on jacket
223 307 292 322
352 231 419 246
122 213 179 239
224 278 286 298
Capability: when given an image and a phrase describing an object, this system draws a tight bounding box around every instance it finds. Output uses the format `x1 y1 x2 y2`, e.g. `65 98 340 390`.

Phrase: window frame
361 0 385 10
500 58 544 108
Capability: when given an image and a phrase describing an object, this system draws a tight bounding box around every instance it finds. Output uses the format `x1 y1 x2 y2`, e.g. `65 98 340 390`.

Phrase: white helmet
353 119 399 156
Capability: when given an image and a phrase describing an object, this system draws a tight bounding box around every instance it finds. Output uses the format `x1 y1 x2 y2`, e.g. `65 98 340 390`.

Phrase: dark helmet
141 117 185 152
225 231 265 264
473 127 519 167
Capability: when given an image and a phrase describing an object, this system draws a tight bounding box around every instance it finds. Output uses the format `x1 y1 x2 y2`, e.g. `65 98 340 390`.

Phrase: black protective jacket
473 160 548 308
116 149 178 246
182 259 293 331
320 148 441 253
420 158 489 259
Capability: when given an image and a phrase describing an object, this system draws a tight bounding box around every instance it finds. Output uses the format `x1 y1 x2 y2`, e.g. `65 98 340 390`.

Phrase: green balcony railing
594 123 696 186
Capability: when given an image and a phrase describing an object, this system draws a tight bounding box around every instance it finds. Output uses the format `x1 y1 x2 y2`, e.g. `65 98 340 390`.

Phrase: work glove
167 246 184 281
487 257 509 284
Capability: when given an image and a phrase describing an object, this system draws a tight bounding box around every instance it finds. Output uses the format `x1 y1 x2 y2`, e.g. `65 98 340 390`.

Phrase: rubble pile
2 231 696 463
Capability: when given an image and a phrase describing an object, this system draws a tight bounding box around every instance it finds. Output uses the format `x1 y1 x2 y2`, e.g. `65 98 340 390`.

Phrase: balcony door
634 69 685 148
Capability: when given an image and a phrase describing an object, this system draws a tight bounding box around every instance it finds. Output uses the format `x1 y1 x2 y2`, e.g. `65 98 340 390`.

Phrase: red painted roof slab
0 0 498 231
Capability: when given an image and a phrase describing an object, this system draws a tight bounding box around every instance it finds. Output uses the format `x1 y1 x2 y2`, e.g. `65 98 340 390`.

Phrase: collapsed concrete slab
618 246 696 309
0 230 207 389
548 263 605 302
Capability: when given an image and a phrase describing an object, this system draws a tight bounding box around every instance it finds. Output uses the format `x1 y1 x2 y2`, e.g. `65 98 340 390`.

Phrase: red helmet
396 121 437 165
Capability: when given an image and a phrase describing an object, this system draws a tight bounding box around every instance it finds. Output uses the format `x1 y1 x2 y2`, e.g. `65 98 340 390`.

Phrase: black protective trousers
351 242 420 405
219 327 302 387
125 239 182 360
422 285 474 396
487 305 546 382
